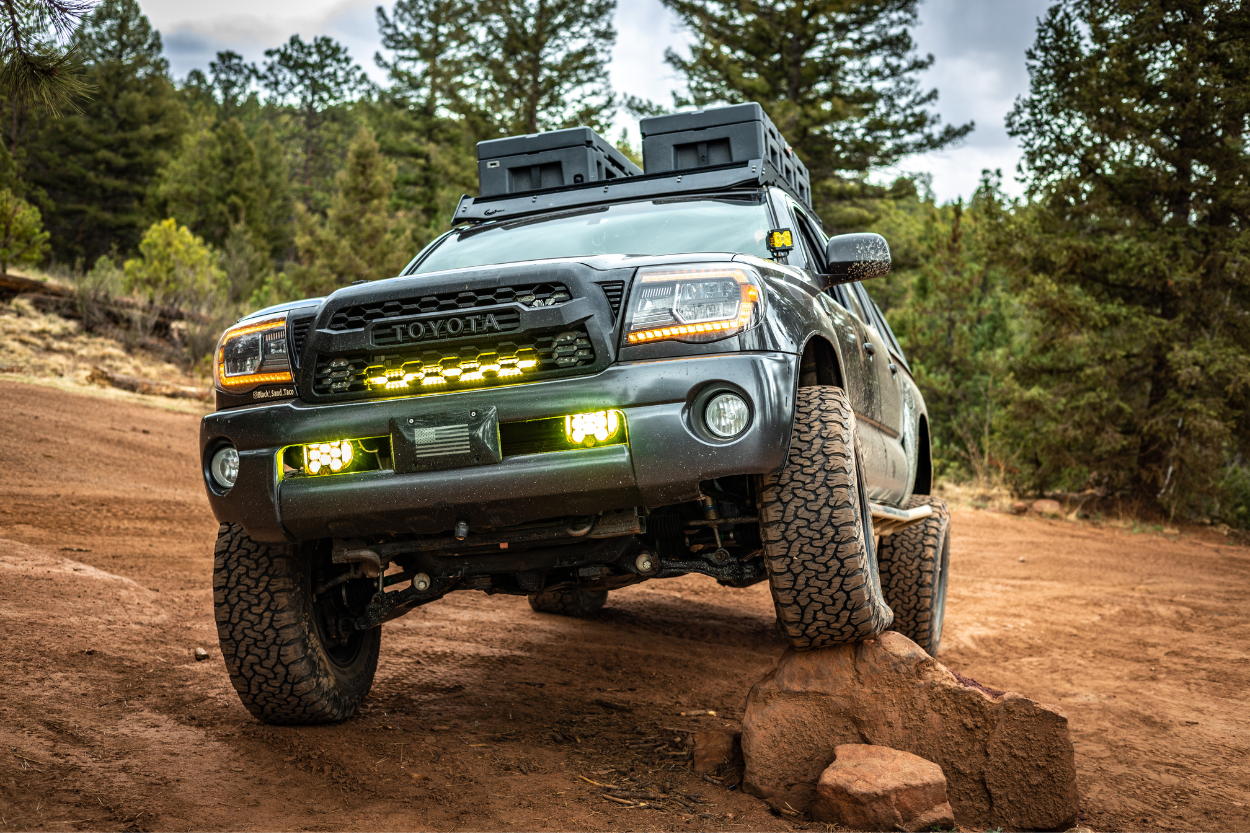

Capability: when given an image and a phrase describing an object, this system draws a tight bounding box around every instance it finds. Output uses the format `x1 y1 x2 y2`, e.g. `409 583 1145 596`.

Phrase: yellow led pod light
304 439 355 475
214 314 293 393
564 410 624 446
625 265 762 345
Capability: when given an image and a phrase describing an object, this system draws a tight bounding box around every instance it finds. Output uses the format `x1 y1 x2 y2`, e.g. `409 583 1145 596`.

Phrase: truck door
847 281 908 502
785 200 896 501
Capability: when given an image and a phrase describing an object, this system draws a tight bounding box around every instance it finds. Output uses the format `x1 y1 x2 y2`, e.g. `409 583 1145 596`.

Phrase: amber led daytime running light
627 267 760 344
216 315 293 389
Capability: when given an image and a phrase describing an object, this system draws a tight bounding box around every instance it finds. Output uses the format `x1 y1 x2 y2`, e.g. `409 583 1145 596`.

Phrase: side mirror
824 233 891 285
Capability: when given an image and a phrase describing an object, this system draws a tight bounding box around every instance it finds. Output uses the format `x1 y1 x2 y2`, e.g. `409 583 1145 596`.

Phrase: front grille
327 283 572 331
312 327 595 399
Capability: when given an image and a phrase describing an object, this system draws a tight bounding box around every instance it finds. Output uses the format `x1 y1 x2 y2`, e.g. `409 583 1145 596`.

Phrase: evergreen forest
1 0 1247 528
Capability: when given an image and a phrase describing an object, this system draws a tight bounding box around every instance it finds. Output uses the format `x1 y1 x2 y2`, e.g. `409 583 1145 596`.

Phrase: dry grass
0 296 211 413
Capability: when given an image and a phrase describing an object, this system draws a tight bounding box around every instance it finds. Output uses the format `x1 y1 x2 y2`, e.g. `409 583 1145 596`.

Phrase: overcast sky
145 0 1054 203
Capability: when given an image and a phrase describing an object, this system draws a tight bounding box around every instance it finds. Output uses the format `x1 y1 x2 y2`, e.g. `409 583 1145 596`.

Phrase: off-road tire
757 386 893 650
876 496 951 656
213 523 380 724
527 587 608 617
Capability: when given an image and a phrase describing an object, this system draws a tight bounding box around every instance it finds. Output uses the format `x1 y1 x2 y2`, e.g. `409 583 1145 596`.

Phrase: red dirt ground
0 378 1247 832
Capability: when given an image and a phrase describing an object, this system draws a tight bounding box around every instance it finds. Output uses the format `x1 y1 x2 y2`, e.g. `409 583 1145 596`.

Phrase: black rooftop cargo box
640 103 812 207
477 127 642 198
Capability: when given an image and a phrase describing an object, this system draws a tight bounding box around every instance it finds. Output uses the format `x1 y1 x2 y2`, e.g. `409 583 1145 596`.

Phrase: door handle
862 342 875 357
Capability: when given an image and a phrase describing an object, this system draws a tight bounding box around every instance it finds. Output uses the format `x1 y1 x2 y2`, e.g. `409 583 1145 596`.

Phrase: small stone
1032 498 1063 516
193 647 209 661
811 745 953 832
692 729 740 774
1019 556 1027 563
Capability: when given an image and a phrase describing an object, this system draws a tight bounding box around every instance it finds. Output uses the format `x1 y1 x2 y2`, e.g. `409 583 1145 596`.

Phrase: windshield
412 196 774 274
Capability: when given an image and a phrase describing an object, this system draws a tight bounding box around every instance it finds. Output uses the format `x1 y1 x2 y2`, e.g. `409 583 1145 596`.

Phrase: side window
786 197 826 274
795 214 827 274
834 283 868 323
865 292 910 370
849 282 880 333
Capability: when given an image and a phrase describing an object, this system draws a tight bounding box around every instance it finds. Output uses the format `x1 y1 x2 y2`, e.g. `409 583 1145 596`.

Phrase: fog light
304 440 354 475
210 446 239 489
564 410 624 446
704 393 750 438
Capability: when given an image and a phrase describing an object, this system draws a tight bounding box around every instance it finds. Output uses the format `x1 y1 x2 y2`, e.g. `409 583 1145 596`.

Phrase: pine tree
874 174 1015 482
156 116 264 248
208 49 256 115
1003 0 1250 518
0 0 93 120
260 35 370 208
472 0 617 136
659 0 970 219
288 127 413 296
21 0 185 262
377 0 474 121
373 0 479 239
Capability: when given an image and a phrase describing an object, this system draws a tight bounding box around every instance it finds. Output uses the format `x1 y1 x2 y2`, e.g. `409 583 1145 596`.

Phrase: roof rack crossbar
451 158 818 226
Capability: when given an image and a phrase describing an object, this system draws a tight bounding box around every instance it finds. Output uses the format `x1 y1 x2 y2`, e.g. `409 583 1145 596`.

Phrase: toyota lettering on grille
372 312 517 347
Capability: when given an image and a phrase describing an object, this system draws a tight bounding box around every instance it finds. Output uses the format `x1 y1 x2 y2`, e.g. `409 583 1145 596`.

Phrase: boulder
812 745 955 832
1010 501 1029 515
691 729 740 774
1032 498 1063 516
741 632 1078 830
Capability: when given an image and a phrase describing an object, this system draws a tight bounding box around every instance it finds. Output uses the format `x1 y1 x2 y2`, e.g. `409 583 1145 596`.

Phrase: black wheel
876 496 951 656
757 386 893 650
528 587 608 616
213 523 380 724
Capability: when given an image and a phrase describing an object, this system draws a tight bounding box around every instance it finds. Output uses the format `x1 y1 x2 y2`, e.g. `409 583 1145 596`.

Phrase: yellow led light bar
626 265 762 345
361 347 541 395
564 410 625 446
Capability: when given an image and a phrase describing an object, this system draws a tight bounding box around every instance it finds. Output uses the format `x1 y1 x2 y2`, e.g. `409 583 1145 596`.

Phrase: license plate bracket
390 407 502 473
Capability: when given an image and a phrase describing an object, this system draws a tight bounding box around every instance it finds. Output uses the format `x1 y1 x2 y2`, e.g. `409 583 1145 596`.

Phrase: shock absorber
700 494 731 563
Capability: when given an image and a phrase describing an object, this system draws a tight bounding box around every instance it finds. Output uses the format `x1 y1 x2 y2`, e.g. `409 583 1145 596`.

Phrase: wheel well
914 416 933 495
798 337 843 389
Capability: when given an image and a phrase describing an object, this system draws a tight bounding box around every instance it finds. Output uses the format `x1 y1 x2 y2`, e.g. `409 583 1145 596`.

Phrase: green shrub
123 218 225 310
0 189 50 273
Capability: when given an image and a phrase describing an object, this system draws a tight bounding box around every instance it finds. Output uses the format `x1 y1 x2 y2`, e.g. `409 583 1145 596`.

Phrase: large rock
812 745 954 832
742 632 1078 830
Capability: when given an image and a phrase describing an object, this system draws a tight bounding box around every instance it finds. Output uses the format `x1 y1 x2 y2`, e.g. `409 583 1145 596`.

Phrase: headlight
213 315 293 393
624 264 764 345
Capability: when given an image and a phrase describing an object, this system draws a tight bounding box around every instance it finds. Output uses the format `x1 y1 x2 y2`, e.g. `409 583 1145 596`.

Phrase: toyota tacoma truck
201 103 951 724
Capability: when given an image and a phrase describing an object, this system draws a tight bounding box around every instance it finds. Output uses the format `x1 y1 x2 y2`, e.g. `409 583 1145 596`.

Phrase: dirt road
1 378 1247 832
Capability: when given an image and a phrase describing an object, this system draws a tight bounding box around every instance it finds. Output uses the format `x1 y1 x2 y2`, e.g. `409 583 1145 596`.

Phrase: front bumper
200 352 797 543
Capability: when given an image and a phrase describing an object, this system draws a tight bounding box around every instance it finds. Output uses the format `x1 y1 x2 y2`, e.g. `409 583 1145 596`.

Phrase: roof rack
453 158 818 226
